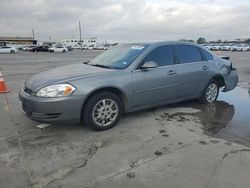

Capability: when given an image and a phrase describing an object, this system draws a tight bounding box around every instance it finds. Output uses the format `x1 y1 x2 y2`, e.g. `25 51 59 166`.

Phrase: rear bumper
19 90 85 123
222 69 238 92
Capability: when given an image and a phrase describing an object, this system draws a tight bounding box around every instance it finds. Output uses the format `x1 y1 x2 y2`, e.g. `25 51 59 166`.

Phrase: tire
51 50 54 53
82 92 123 131
10 50 15 53
198 80 219 104
62 50 66 53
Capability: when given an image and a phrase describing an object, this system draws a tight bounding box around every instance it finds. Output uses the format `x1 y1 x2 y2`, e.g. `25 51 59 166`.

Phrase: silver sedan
19 41 238 130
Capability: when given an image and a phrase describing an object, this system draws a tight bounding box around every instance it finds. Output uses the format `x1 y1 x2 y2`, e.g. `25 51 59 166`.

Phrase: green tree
244 38 250 44
197 37 206 44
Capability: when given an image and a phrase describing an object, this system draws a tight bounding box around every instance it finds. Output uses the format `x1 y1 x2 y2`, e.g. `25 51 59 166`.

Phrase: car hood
25 63 113 91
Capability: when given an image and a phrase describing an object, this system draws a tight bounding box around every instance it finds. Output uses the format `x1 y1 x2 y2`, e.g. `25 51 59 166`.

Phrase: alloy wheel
92 99 118 127
206 83 218 102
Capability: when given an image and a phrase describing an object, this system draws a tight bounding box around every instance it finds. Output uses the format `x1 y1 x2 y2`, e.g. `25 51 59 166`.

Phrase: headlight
36 84 76 97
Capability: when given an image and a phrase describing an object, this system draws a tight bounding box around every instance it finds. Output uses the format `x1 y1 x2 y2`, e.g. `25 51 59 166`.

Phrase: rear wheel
10 50 15 53
198 80 219 104
82 92 122 131
62 50 66 53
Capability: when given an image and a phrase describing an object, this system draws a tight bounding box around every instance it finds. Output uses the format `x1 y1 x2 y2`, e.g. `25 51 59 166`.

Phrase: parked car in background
0 46 17 53
20 41 238 131
221 43 235 51
81 46 94 50
65 46 73 51
30 46 49 52
48 46 68 53
231 43 250 52
204 44 213 50
211 43 224 51
22 45 38 51
94 46 108 50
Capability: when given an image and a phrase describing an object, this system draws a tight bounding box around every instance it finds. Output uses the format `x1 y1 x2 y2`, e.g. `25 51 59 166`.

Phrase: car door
37 46 42 51
56 47 61 52
57 47 63 52
175 45 210 100
132 45 179 108
0 47 10 53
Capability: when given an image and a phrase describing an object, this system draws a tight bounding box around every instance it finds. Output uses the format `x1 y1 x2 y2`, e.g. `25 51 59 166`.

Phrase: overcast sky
0 0 249 42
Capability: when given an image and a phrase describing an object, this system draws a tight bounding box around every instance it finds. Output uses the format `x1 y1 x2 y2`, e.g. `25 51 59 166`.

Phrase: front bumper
19 90 85 123
222 69 238 92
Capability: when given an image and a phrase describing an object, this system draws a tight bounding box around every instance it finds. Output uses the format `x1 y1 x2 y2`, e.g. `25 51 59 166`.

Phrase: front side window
176 45 202 64
201 49 213 61
142 45 175 67
88 44 149 69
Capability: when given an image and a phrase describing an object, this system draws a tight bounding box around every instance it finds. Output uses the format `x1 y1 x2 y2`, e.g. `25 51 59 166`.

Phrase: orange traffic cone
0 71 10 93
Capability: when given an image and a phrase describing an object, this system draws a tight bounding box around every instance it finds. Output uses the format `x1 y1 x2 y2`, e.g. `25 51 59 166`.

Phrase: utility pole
79 21 82 49
32 29 35 39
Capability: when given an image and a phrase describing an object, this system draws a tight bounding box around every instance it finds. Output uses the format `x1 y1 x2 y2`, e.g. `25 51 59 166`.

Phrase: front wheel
10 50 15 53
198 80 219 104
82 92 122 131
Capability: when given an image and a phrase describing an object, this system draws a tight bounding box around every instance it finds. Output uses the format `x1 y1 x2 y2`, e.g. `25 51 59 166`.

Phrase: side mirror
141 61 158 70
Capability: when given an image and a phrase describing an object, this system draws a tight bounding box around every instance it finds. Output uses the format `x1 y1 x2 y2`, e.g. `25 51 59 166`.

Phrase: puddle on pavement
210 86 250 145
168 86 250 146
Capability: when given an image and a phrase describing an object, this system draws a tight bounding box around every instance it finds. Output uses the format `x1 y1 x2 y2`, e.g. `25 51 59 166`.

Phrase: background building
62 37 97 48
0 36 37 46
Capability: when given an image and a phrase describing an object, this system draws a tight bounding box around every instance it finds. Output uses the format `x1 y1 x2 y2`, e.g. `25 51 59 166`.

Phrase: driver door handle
167 70 176 75
203 65 209 70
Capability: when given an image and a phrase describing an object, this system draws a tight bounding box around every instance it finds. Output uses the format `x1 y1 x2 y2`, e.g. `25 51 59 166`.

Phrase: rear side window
176 45 201 64
201 49 214 61
143 45 175 67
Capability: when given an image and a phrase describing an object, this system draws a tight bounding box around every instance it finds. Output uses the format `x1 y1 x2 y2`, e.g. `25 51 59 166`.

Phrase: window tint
143 45 174 67
176 45 201 64
202 49 213 61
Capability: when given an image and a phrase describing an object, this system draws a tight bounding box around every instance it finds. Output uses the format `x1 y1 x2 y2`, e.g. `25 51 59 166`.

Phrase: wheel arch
211 74 225 87
81 86 128 116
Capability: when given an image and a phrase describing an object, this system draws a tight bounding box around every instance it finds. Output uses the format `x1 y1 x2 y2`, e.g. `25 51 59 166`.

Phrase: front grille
23 86 33 95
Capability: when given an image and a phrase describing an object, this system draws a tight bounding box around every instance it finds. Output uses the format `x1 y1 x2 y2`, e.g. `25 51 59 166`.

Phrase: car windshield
88 44 149 69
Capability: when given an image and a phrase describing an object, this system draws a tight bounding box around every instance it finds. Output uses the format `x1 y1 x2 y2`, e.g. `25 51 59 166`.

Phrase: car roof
123 41 203 48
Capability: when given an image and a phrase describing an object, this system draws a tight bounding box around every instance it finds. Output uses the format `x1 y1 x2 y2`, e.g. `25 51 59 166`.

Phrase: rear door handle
167 70 176 75
202 65 209 70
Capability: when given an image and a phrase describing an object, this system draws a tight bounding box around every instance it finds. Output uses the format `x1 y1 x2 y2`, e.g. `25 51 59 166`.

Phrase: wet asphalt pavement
0 50 250 188
166 85 250 146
